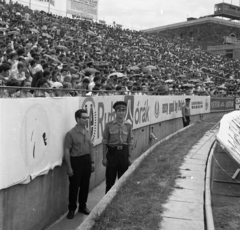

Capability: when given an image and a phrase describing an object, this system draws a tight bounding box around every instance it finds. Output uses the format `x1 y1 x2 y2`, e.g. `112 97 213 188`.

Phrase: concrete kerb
77 123 194 230
204 140 216 230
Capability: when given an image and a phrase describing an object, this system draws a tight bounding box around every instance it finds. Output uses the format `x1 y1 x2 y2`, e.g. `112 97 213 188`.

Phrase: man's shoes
66 210 75 219
78 207 90 215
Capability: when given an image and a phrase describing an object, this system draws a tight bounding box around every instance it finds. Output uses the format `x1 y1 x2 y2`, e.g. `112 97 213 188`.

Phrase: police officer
102 101 133 194
182 98 191 127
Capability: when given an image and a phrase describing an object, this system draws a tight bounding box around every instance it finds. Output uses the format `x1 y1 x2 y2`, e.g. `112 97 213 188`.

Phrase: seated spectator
62 82 73 97
19 79 33 98
88 76 101 91
0 63 11 85
34 78 50 97
5 79 20 98
9 62 26 82
51 82 63 97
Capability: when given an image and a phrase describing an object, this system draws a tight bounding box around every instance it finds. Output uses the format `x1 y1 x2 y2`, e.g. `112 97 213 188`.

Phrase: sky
98 0 239 30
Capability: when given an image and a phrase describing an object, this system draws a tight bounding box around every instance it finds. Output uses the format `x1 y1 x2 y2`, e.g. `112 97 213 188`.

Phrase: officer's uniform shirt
182 104 191 116
102 119 133 147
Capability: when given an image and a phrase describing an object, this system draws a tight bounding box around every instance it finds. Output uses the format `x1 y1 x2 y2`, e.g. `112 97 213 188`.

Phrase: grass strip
92 114 223 230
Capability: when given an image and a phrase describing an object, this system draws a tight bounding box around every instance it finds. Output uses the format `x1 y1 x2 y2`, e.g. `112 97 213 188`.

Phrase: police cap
113 101 127 110
185 98 191 101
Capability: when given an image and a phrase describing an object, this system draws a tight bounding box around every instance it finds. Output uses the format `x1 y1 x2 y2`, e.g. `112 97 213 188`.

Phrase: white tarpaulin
216 111 240 164
0 97 80 189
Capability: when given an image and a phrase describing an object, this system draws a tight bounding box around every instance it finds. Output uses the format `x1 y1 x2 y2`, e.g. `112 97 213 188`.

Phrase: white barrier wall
0 95 210 190
216 111 240 164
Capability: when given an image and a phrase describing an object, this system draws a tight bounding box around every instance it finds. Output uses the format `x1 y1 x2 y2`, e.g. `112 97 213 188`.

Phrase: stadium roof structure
142 17 240 33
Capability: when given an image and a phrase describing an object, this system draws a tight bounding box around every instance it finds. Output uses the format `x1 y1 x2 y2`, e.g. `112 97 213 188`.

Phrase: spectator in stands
9 62 26 82
5 79 20 98
19 79 33 98
51 82 63 97
62 82 73 97
34 78 50 97
0 63 11 85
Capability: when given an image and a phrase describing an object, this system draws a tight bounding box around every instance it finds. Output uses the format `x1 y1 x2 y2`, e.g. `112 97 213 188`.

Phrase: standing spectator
64 109 95 219
102 101 132 193
182 98 191 127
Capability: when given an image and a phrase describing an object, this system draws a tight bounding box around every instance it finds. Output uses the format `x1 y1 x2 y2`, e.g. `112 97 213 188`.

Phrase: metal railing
0 86 211 98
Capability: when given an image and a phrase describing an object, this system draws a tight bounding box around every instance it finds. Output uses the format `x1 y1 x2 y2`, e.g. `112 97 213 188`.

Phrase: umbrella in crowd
30 28 39 33
44 54 61 64
165 79 175 83
129 66 139 71
56 45 68 51
84 68 99 74
145 65 157 70
0 28 7 32
42 33 52 39
87 31 96 37
182 83 195 88
7 31 20 35
108 72 125 78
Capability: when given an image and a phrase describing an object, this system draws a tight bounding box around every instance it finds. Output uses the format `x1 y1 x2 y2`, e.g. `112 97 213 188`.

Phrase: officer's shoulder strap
125 119 132 125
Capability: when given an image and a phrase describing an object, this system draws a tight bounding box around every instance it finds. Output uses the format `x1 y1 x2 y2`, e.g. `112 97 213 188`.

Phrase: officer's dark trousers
182 116 190 127
105 145 129 194
68 154 91 211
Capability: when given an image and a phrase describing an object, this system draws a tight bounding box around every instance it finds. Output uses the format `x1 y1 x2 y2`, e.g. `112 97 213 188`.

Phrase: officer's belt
108 145 127 150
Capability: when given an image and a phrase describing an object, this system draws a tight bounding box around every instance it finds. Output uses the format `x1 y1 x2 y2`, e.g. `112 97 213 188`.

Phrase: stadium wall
0 96 235 230
143 17 240 50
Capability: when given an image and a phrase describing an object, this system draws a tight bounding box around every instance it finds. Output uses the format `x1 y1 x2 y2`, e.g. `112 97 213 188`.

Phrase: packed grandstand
0 1 239 98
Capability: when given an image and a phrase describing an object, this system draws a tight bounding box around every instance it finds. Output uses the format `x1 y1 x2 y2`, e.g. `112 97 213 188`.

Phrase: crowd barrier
0 95 235 230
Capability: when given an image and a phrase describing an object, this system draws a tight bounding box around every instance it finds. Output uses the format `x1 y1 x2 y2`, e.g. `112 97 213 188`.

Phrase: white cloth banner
0 97 80 189
216 111 240 164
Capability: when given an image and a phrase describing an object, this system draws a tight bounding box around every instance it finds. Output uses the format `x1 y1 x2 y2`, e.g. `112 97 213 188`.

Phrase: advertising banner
211 97 235 112
79 96 123 146
66 0 98 19
150 96 185 124
216 111 240 164
149 96 210 125
128 95 151 130
0 95 211 190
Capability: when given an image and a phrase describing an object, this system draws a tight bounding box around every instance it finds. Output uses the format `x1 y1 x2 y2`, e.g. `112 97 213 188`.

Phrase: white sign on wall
66 0 98 19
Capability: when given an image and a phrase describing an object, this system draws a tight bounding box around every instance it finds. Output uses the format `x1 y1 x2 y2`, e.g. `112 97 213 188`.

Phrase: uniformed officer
182 98 191 127
102 101 133 194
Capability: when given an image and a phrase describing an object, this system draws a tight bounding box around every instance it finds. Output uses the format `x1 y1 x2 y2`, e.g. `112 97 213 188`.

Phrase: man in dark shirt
64 109 94 219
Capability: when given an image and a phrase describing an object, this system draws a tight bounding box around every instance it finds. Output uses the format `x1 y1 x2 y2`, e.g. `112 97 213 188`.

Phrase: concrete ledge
204 141 216 230
77 124 194 230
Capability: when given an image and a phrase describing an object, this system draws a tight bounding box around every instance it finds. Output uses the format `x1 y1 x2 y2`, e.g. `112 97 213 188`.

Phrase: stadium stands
0 1 239 98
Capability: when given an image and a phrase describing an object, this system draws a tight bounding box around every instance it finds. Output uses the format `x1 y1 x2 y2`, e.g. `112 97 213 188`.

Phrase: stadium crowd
0 1 240 98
